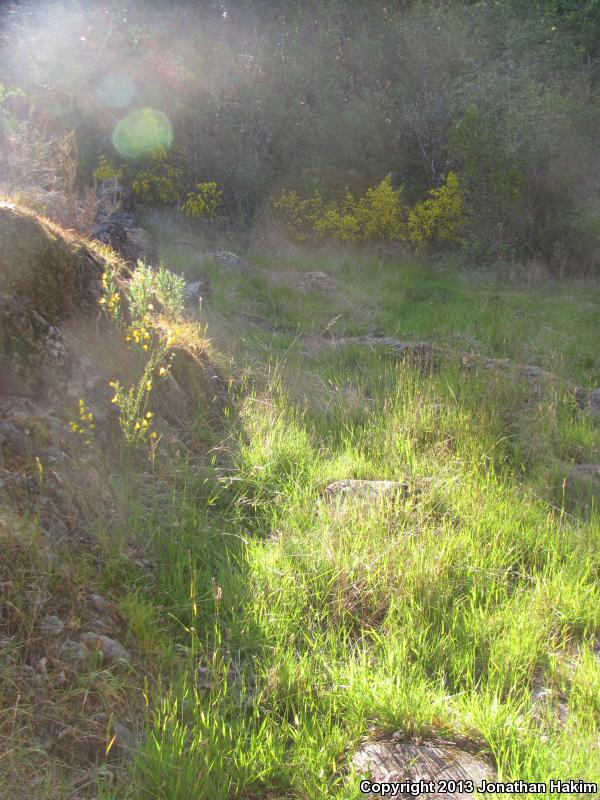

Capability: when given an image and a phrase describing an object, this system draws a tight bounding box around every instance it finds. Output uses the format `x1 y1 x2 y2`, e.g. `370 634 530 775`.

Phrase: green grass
101 243 600 798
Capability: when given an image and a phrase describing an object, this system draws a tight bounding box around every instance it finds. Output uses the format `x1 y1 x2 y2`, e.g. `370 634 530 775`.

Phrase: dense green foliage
1 0 600 270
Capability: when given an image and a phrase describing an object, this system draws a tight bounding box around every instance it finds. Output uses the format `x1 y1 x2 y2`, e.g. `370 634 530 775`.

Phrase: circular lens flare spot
96 73 135 109
112 108 173 159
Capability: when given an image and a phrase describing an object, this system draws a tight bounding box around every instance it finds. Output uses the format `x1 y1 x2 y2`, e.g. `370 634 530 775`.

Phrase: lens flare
112 108 173 159
96 73 135 109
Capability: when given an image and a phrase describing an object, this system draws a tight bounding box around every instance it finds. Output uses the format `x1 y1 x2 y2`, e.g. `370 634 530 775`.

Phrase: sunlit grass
1 230 582 796
110 325 599 797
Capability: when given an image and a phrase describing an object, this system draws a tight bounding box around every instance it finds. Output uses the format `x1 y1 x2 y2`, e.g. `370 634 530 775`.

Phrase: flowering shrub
96 252 183 450
180 182 223 220
407 172 465 248
356 176 407 242
131 147 183 204
273 172 465 249
128 263 185 322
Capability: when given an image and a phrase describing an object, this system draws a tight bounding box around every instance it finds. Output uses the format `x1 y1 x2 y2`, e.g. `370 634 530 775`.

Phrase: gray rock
353 738 496 797
570 463 600 480
91 209 158 267
531 683 569 725
520 365 549 381
80 633 131 665
585 389 600 415
565 463 600 499
88 593 111 614
111 719 138 759
183 277 212 307
211 250 251 270
325 479 410 500
172 242 252 270
39 615 65 637
196 665 214 692
59 639 89 667
332 335 441 368
96 179 133 213
303 271 336 292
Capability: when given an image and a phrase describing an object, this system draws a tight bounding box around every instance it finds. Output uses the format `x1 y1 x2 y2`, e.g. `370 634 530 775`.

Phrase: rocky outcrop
0 203 102 323
0 202 103 401
0 203 225 539
92 209 158 268
91 179 158 267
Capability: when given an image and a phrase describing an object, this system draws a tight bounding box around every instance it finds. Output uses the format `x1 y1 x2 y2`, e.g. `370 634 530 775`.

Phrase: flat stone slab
353 738 496 798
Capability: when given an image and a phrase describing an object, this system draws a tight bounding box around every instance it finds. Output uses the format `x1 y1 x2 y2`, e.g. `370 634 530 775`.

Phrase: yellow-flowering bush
273 173 465 249
407 171 466 248
312 194 362 242
272 189 318 234
131 147 183 204
353 176 407 242
181 182 223 220
273 175 407 244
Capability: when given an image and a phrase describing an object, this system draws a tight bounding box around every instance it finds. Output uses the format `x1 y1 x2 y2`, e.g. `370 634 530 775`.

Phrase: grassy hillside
84 242 600 798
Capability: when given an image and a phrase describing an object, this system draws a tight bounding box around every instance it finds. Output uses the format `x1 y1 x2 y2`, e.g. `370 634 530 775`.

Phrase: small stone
531 684 569 725
95 765 116 785
80 632 131 665
521 365 548 381
111 719 138 759
212 250 251 270
39 615 65 636
586 388 600 414
196 665 213 692
303 271 336 292
88 593 111 614
183 277 212 306
130 556 153 571
59 639 89 667
565 463 600 500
